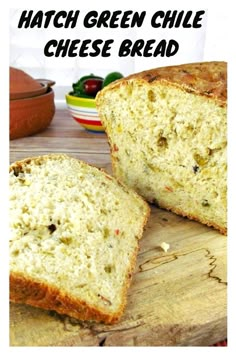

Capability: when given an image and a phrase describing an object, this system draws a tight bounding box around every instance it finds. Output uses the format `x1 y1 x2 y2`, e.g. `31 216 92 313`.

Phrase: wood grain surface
9 109 227 346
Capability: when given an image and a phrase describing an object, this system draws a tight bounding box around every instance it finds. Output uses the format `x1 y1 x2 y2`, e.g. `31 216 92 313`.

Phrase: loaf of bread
9 154 150 323
96 62 227 234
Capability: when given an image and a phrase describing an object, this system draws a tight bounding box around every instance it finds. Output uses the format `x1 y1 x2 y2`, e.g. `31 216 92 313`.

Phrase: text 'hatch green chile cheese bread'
9 154 150 323
96 62 227 235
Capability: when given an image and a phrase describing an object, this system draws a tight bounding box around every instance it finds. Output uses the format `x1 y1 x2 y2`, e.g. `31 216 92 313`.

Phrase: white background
9 3 230 106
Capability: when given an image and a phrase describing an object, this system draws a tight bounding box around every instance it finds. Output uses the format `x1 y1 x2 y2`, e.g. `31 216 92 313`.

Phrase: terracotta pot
10 67 55 140
10 67 42 98
10 88 55 140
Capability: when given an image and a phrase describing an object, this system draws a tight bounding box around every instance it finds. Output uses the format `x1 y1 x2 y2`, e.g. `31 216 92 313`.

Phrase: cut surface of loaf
9 154 150 323
96 62 227 234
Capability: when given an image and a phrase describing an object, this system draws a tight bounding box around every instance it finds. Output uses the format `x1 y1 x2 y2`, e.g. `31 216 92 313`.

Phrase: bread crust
150 200 227 235
10 241 145 324
10 273 119 323
97 61 227 107
108 147 226 235
10 154 150 324
96 62 227 235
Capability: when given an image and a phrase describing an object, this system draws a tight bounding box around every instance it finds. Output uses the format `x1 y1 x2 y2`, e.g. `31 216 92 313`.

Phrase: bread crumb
96 62 227 235
9 154 150 324
159 242 170 252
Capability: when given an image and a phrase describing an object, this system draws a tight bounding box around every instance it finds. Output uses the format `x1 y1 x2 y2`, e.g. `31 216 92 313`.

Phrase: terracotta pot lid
10 67 55 100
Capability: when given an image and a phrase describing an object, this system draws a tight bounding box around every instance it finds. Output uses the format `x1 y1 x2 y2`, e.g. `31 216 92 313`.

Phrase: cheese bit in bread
9 154 150 324
96 61 227 235
159 242 170 252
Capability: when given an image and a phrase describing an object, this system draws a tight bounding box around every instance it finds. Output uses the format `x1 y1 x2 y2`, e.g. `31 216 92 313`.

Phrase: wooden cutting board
10 207 227 346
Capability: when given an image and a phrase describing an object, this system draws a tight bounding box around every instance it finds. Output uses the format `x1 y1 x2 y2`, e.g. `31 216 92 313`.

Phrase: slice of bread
96 62 227 234
9 154 150 323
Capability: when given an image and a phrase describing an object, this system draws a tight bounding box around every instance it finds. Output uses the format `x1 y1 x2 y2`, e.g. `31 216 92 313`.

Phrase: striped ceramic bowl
65 93 105 132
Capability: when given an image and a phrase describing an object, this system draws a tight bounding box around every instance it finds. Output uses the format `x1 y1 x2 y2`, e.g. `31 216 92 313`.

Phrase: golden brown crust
10 154 150 214
10 273 120 323
97 61 227 106
96 62 227 236
149 199 227 235
10 238 147 324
